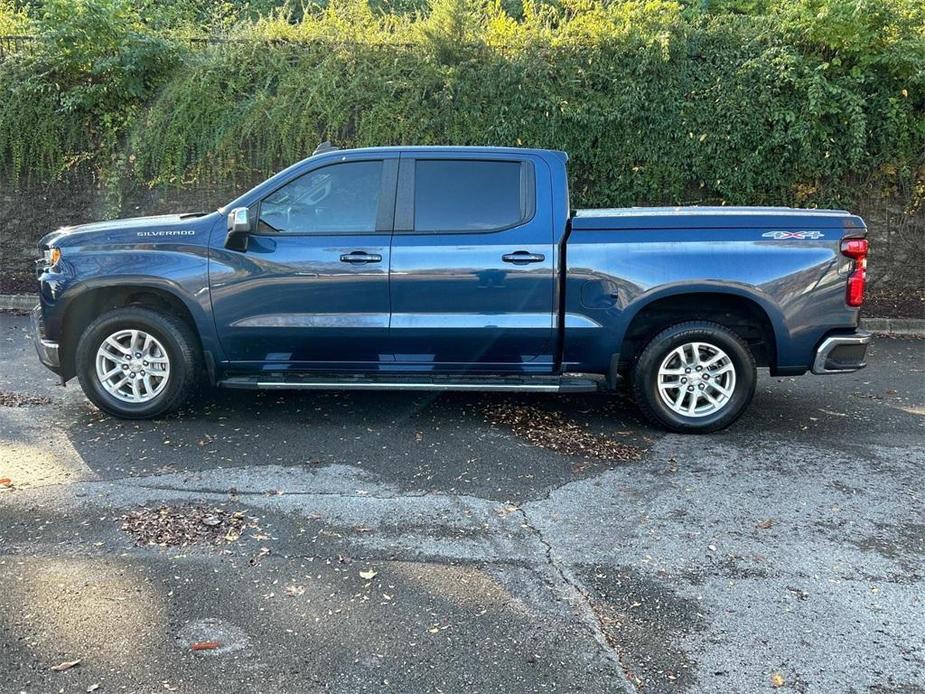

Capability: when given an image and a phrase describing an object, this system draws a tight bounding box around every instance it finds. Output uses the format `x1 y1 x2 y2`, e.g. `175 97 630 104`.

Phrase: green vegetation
0 0 922 210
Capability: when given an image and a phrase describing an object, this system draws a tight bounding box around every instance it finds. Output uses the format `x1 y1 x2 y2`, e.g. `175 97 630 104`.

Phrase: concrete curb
2 292 923 336
0 294 37 311
860 317 925 337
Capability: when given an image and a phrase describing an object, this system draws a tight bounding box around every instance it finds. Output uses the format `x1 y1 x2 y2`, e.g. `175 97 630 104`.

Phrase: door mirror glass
228 206 252 233
225 207 251 251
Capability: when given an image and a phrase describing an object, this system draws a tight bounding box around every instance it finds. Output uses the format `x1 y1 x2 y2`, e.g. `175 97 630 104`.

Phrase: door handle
502 251 546 265
340 251 382 264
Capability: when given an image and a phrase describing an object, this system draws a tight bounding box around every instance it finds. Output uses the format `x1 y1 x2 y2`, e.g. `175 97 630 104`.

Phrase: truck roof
572 206 866 231
313 145 568 158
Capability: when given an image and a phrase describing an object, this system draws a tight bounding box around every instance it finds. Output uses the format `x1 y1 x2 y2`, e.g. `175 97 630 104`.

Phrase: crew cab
31 145 871 433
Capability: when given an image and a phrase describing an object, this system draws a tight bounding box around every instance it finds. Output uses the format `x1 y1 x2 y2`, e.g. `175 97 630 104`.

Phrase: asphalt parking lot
1 311 923 694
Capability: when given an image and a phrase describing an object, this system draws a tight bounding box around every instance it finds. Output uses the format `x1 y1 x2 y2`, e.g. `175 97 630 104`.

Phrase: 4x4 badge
762 230 824 240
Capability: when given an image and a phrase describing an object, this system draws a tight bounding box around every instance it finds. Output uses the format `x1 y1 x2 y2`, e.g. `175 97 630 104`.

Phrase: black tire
631 321 756 434
75 306 201 419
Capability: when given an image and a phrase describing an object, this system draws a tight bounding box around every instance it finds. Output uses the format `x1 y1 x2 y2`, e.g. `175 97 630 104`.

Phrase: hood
40 212 219 249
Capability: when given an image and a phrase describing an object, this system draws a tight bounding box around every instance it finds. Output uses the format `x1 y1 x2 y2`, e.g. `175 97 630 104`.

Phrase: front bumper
811 330 872 374
31 304 61 373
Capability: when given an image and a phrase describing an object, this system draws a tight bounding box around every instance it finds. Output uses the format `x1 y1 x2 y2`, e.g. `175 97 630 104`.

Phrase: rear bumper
31 304 61 374
811 330 871 374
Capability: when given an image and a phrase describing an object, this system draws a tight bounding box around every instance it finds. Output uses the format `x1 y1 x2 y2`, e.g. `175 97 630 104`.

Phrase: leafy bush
0 0 922 212
0 0 178 182
0 0 30 34
127 0 923 208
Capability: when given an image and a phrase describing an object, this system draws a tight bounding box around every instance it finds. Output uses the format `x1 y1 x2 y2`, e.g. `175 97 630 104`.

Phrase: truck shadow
45 387 655 501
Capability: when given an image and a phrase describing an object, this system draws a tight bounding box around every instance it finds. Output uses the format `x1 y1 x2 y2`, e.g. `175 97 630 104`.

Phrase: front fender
39 247 221 376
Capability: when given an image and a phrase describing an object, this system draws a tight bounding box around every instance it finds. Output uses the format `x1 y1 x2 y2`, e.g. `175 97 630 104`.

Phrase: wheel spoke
687 393 699 415
101 366 122 379
707 380 732 397
105 337 130 355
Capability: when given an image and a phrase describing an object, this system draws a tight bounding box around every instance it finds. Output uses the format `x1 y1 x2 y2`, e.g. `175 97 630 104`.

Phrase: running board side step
218 374 605 393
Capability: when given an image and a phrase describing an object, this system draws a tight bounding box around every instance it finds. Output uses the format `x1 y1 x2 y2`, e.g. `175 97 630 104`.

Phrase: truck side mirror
225 207 251 251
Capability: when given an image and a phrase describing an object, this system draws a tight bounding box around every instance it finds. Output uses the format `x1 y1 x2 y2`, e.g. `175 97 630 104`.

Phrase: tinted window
414 160 530 232
258 161 383 233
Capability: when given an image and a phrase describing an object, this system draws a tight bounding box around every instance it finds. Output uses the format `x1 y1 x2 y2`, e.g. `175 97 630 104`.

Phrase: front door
388 154 556 372
209 156 397 370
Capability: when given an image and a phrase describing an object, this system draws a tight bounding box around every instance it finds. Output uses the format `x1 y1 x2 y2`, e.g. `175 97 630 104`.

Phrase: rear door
209 155 398 369
388 153 556 372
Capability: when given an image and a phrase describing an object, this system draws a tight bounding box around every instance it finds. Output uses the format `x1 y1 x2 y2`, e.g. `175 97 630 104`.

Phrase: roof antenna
312 141 339 156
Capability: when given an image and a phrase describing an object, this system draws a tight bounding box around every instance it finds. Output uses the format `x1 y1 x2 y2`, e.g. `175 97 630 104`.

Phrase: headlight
43 247 61 268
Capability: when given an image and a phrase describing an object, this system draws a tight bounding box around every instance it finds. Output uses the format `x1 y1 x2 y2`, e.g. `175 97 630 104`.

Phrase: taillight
841 237 868 307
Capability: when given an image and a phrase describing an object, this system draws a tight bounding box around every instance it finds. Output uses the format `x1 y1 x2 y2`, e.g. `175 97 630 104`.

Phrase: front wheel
75 307 201 419
632 321 756 434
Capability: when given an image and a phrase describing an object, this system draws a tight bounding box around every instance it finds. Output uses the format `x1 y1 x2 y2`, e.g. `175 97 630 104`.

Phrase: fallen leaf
496 504 520 517
249 546 271 565
50 658 81 671
190 641 221 651
87 684 101 692
756 518 774 530
770 672 785 688
359 569 378 580
0 478 12 487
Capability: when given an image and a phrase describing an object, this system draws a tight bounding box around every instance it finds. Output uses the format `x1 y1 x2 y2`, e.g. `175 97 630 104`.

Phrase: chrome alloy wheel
656 341 737 418
95 329 170 403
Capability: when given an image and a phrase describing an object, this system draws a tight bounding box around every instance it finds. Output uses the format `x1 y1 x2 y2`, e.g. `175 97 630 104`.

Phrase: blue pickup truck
32 145 871 433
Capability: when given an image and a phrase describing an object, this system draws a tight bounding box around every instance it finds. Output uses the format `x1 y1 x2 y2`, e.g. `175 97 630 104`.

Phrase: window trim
251 158 397 237
395 157 537 235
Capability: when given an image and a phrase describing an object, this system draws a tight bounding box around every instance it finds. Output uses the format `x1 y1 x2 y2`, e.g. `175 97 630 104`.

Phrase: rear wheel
75 307 201 419
632 321 756 433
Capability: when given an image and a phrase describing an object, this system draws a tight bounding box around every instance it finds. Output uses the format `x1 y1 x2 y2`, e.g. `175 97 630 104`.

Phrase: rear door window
413 160 534 233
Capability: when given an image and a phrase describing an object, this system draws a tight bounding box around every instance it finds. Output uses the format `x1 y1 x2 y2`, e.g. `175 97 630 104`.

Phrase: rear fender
621 282 790 355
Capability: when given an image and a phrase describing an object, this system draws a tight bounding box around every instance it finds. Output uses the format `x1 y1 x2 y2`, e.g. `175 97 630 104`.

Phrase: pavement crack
517 507 639 693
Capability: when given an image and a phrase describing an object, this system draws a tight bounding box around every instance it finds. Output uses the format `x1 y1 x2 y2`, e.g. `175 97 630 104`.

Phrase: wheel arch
618 285 785 372
58 280 208 382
